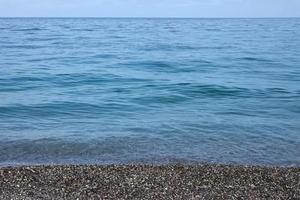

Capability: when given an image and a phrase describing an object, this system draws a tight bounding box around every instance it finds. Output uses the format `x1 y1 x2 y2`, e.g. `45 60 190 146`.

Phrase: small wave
12 28 44 32
1 45 44 49
26 37 65 42
266 88 290 94
0 102 139 119
141 44 215 52
205 28 222 31
197 45 234 50
89 54 117 59
120 60 181 73
168 83 251 98
0 77 46 92
70 28 95 32
239 57 272 62
216 111 257 117
133 94 190 106
1 77 44 82
171 84 297 99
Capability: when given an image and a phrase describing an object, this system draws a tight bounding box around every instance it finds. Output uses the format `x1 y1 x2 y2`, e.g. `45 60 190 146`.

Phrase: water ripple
0 18 299 166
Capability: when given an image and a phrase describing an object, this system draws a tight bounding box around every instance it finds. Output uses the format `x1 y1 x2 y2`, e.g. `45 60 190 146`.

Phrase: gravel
0 164 299 199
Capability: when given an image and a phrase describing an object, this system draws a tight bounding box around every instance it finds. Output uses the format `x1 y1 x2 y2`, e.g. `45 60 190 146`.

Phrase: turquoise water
0 18 299 166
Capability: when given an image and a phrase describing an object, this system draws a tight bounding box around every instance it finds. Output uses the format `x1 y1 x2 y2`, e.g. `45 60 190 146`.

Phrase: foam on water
0 18 299 166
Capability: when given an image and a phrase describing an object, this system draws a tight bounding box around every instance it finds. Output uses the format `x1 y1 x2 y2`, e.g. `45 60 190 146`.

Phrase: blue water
0 18 299 166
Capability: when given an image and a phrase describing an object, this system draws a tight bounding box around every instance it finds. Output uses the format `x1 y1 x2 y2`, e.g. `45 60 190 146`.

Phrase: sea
0 18 299 166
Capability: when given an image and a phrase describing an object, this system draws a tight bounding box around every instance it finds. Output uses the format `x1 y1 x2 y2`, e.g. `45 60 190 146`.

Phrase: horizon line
0 16 300 19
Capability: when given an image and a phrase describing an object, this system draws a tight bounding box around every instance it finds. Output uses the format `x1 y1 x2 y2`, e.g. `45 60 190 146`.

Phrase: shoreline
1 164 299 199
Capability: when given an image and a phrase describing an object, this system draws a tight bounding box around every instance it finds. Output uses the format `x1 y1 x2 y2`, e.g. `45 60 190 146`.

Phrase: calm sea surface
0 18 299 166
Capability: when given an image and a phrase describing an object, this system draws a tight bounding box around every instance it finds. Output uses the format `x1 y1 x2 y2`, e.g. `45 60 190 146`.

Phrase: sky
0 0 299 18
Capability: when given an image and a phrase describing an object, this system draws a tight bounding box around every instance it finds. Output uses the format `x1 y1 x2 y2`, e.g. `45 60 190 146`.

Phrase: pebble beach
0 164 299 199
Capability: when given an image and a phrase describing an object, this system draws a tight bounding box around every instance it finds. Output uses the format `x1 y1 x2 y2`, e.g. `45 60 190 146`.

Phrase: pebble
0 164 299 199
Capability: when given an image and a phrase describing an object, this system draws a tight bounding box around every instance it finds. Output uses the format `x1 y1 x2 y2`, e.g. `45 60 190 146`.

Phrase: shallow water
0 18 299 166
